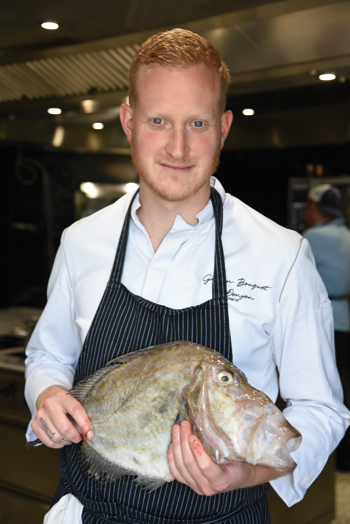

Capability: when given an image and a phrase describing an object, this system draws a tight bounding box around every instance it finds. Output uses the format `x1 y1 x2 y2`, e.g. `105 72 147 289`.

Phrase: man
25 29 349 524
303 183 350 470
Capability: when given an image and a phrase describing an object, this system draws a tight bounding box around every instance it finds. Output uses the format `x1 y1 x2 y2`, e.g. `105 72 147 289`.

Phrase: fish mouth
245 404 302 472
256 435 301 472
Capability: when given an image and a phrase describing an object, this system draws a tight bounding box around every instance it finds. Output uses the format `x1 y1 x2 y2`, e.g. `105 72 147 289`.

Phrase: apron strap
109 190 139 284
109 187 228 301
210 186 228 299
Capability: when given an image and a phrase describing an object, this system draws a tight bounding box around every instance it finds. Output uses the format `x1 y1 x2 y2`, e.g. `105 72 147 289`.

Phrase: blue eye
193 121 205 128
152 118 163 125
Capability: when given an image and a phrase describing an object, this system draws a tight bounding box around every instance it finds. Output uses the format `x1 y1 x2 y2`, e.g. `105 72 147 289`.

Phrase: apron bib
52 188 270 524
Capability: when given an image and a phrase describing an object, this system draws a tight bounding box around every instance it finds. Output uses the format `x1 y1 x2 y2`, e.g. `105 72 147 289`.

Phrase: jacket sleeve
24 230 82 441
270 238 350 506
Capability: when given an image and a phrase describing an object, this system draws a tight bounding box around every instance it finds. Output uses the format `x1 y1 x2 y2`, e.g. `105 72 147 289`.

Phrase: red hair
128 28 230 113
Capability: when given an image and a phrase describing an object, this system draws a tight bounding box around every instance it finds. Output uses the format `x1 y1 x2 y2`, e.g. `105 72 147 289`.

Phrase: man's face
120 63 233 203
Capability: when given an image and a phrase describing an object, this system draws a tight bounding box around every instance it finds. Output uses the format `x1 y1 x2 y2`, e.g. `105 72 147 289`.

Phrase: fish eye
217 370 234 384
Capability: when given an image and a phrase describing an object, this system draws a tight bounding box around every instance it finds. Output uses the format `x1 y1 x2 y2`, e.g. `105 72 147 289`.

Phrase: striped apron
52 188 270 524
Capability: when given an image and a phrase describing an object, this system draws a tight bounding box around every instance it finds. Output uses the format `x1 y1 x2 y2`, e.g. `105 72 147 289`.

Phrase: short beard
131 141 221 203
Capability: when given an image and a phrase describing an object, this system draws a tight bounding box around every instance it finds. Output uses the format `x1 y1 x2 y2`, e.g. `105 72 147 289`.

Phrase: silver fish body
69 341 301 490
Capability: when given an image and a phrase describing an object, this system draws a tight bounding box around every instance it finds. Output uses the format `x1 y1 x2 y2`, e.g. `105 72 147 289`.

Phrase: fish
66 340 301 490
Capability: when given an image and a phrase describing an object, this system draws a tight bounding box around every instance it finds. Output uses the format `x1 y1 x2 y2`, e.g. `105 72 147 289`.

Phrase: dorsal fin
105 340 190 366
69 364 120 402
68 345 164 402
70 341 192 402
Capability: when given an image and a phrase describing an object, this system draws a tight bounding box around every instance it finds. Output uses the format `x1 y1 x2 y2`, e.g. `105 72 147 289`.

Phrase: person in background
304 183 350 470
24 29 349 524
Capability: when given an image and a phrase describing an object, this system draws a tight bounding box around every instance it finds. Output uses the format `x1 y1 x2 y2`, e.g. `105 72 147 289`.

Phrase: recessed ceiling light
47 107 62 115
41 22 59 30
81 99 96 113
242 108 255 116
92 122 104 130
319 73 336 81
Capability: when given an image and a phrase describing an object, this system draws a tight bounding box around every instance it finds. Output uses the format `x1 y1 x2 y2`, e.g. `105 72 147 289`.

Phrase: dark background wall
219 143 350 226
1 141 350 309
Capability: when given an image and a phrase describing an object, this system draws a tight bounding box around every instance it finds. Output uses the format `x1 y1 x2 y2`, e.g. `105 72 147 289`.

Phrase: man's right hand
31 385 94 449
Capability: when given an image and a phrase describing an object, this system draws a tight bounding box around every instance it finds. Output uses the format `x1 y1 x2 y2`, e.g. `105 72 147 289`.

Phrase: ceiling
1 0 350 151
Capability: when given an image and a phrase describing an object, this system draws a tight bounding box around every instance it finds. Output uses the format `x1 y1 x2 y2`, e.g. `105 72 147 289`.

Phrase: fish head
183 356 301 472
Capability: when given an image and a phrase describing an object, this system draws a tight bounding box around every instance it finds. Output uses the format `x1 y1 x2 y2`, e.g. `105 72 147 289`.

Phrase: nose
165 127 189 160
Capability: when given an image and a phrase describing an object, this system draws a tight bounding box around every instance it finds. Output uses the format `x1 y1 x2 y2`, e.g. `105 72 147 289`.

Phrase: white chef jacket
25 177 349 515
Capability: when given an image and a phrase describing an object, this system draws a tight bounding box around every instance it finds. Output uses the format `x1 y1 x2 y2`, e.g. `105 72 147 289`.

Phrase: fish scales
69 341 301 490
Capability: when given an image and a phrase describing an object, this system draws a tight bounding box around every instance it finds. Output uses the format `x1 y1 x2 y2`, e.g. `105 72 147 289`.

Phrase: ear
220 110 233 149
120 103 133 144
308 200 319 213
